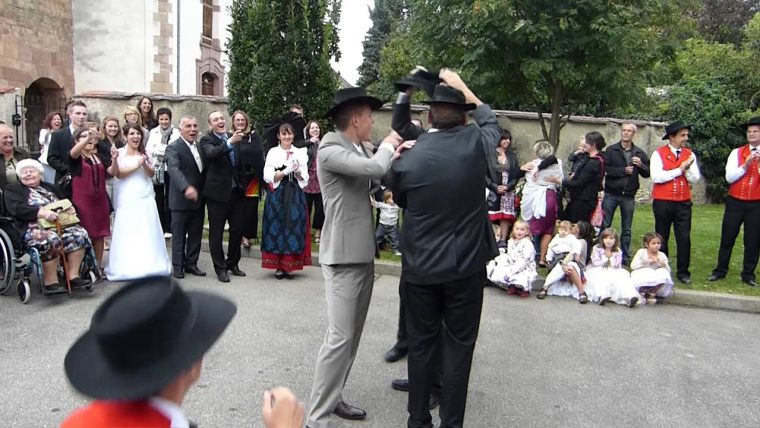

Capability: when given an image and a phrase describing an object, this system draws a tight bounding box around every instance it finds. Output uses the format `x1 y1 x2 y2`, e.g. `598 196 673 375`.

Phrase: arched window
201 72 217 96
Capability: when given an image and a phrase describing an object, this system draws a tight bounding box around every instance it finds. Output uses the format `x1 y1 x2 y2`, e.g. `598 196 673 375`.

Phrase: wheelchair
0 217 102 304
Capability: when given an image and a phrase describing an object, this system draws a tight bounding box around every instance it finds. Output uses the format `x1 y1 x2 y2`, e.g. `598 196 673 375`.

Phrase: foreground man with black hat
306 88 406 427
61 276 303 428
391 69 500 428
650 121 702 285
708 117 760 287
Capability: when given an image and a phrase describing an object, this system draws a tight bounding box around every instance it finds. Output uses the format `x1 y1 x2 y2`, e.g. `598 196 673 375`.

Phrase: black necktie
675 149 681 159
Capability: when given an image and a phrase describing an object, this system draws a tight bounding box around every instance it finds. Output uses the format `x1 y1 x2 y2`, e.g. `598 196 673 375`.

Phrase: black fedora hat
64 276 237 400
422 85 476 111
394 67 442 97
662 121 693 140
325 87 385 119
740 116 760 131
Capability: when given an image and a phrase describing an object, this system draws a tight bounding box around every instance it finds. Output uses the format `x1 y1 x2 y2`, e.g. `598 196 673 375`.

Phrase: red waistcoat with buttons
61 401 171 428
652 146 693 202
728 145 760 201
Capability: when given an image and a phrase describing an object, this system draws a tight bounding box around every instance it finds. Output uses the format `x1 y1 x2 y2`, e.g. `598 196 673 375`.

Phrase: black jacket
198 131 238 203
4 181 62 236
391 104 500 284
563 154 603 202
0 147 30 191
236 131 265 191
165 138 206 211
47 127 73 181
603 141 650 197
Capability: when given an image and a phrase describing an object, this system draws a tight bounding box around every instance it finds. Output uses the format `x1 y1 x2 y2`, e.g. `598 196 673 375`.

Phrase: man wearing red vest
61 277 304 428
708 117 760 287
650 121 702 284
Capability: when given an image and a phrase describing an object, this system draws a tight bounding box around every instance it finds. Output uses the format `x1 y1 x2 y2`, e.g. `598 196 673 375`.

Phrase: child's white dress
486 238 537 292
544 239 587 299
585 246 639 306
630 249 674 297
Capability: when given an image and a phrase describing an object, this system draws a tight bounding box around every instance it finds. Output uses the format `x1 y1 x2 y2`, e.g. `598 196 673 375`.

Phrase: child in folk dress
538 221 593 303
545 221 578 269
585 228 639 308
486 220 537 297
631 232 674 304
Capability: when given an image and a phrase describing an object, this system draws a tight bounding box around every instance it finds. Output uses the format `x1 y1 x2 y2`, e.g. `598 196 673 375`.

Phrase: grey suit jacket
317 131 393 265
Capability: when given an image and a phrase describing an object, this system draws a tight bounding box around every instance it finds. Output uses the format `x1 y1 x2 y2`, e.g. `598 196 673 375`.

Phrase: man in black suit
198 111 247 283
48 100 88 186
165 115 207 279
391 70 499 428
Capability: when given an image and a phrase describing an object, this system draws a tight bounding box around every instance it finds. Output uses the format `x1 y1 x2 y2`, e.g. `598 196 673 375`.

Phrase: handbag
590 193 604 228
38 199 80 229
152 154 166 186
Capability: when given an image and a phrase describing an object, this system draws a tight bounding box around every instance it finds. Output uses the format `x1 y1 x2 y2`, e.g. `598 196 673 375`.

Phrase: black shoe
333 401 366 420
173 267 185 279
678 276 692 285
384 345 408 363
743 278 758 287
70 277 89 288
707 274 724 282
283 271 294 280
228 267 246 277
391 378 409 392
185 265 206 276
275 269 285 280
42 283 67 295
216 270 230 283
429 393 441 410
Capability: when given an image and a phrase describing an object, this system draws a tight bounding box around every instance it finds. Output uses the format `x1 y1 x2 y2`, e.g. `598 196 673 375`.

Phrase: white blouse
263 144 309 190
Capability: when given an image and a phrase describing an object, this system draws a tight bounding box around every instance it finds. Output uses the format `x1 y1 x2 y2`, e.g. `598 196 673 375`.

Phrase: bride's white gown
105 151 171 280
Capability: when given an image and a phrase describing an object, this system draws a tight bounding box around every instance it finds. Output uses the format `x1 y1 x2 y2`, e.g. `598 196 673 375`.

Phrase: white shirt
546 234 578 262
375 201 400 226
263 144 309 190
725 145 760 184
650 144 701 184
149 397 190 428
147 126 181 159
182 137 203 173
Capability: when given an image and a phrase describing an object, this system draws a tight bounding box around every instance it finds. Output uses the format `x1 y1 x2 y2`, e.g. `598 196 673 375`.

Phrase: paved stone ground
1 256 759 427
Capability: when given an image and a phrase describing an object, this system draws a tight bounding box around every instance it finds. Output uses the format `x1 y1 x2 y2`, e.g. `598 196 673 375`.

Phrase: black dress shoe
42 283 67 295
70 277 89 288
173 267 185 279
333 401 366 420
283 271 295 280
185 266 207 276
678 276 692 285
228 267 246 277
384 345 408 363
275 269 285 280
743 278 758 287
707 274 724 282
216 270 230 283
391 378 409 392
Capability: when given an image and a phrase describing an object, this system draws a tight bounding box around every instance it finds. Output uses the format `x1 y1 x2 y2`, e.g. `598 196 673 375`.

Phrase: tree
378 0 679 149
356 0 408 89
226 0 341 129
690 0 760 46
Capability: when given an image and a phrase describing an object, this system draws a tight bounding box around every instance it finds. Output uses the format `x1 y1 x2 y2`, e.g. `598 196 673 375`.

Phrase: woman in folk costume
261 123 311 279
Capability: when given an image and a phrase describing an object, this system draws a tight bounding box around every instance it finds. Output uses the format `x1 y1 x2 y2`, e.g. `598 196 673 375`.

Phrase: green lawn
238 200 758 297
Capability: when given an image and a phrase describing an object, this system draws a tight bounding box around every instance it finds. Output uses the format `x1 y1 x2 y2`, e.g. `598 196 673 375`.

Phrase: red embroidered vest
652 146 692 202
62 401 171 428
728 145 760 201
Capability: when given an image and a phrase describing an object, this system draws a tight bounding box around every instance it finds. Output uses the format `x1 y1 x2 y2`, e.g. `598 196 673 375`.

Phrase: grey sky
333 0 374 85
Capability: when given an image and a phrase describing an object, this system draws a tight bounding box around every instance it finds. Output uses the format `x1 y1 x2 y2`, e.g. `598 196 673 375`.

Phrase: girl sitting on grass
630 232 673 304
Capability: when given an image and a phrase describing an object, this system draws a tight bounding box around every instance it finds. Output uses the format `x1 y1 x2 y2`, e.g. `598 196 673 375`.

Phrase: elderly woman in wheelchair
4 159 92 295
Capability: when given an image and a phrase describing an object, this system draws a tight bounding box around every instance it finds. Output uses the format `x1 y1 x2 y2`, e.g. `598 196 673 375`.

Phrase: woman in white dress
104 124 171 280
38 111 63 184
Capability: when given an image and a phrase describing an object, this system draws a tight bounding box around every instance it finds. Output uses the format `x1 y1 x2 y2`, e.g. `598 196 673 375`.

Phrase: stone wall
71 93 703 203
0 0 74 94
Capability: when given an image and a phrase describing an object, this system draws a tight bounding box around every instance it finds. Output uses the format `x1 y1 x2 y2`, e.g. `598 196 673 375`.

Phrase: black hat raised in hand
422 85 476 111
394 66 442 97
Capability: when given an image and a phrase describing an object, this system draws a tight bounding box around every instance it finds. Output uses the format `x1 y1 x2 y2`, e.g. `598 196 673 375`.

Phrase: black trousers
653 199 692 278
713 196 760 281
154 182 171 233
405 270 485 428
241 196 260 240
562 197 596 224
207 188 246 272
170 207 205 270
305 192 324 231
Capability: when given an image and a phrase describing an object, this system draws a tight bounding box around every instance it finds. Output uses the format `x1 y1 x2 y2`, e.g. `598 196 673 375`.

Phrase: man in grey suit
306 88 403 427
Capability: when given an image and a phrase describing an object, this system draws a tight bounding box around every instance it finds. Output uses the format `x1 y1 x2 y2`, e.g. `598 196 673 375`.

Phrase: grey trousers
307 262 375 428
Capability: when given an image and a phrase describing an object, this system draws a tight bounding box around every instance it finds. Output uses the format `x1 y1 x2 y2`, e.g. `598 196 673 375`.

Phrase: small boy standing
374 190 401 256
